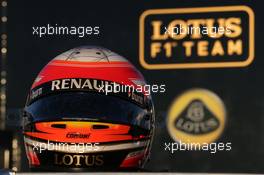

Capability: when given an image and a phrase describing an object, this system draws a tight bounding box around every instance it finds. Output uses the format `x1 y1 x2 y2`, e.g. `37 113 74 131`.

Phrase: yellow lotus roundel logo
167 88 226 144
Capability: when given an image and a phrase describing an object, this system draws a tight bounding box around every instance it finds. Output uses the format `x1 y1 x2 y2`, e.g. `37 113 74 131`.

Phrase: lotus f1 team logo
139 6 255 69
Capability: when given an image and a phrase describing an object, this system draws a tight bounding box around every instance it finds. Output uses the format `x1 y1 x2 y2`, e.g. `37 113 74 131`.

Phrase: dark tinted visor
25 92 151 130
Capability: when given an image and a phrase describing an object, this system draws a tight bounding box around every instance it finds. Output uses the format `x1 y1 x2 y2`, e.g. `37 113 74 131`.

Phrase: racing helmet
22 46 155 171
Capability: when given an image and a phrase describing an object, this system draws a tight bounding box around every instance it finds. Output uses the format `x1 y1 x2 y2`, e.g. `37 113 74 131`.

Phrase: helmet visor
25 92 151 130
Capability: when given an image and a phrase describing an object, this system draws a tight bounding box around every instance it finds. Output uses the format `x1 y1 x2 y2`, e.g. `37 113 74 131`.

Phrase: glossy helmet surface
23 46 155 171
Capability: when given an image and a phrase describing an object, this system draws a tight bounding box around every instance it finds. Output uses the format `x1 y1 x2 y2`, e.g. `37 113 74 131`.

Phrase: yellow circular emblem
167 88 226 144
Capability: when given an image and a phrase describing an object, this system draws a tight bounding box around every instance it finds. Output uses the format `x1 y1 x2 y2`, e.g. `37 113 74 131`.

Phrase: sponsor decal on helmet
27 78 147 107
66 132 91 139
54 153 104 167
167 88 226 144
